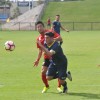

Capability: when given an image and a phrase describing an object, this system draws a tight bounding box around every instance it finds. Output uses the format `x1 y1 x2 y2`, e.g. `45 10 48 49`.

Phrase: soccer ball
4 40 15 51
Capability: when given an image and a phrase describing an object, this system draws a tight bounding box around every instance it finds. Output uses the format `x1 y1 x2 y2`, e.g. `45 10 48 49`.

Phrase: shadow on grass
68 92 100 99
46 92 100 99
46 92 60 94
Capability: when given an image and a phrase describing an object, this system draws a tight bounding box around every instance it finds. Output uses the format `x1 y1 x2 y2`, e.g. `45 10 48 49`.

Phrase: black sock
60 41 63 45
62 81 67 89
62 81 68 93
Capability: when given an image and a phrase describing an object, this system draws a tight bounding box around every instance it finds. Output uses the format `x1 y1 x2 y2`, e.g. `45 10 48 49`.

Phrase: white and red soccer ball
4 40 15 51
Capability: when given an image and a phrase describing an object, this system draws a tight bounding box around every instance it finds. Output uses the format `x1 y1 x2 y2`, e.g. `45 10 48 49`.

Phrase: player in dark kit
34 21 63 93
52 15 69 34
37 32 69 93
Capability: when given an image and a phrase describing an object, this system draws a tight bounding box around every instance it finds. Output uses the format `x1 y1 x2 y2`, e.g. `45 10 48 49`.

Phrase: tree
0 0 12 7
37 0 43 5
0 0 12 17
13 7 20 19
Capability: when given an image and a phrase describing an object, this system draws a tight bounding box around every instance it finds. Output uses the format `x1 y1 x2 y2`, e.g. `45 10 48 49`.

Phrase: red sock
58 79 61 87
41 73 49 87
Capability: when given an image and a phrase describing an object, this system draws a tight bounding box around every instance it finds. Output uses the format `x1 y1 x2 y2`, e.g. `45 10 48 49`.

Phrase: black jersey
44 41 67 65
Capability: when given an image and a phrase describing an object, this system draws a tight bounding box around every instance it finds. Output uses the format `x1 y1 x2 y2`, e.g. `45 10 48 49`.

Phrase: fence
61 22 100 31
1 22 100 31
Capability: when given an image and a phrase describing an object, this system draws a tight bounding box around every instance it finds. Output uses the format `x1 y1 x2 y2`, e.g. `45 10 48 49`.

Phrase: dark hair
45 32 54 37
56 15 60 17
36 21 44 27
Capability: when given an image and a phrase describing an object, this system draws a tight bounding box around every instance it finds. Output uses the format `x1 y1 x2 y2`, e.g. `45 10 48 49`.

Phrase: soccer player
37 32 69 93
34 21 63 93
51 15 69 34
47 17 51 29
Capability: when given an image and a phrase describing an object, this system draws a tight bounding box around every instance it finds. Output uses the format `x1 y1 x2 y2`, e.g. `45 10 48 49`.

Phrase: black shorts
42 59 50 67
46 60 68 80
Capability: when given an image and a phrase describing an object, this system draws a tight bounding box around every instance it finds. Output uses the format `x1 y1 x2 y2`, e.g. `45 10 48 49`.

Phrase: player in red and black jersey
34 21 63 93
47 17 51 29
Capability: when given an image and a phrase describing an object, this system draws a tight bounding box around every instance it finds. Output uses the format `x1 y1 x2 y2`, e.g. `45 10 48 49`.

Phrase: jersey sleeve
36 38 41 48
53 31 60 38
52 21 56 27
47 29 59 38
36 35 45 49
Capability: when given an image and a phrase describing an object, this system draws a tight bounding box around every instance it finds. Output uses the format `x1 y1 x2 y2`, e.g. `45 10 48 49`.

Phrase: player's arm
54 35 62 42
61 25 69 32
51 25 55 30
37 41 54 57
51 21 55 31
53 31 63 42
34 48 42 67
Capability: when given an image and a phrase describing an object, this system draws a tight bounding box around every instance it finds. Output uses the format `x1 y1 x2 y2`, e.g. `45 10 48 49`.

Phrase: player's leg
58 62 68 93
47 64 67 93
66 71 72 81
41 66 49 87
41 59 50 93
64 57 72 81
41 66 49 93
46 64 62 93
59 79 68 93
46 64 57 81
57 79 62 93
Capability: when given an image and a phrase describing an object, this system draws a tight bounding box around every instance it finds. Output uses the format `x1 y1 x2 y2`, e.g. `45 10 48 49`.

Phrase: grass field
42 0 100 22
0 31 100 100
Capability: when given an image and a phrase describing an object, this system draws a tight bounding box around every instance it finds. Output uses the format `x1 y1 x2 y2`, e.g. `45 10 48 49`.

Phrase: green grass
0 31 100 100
42 0 100 22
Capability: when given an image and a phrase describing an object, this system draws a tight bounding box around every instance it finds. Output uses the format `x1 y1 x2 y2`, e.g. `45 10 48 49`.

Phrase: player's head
45 32 54 45
55 15 60 21
36 21 45 34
